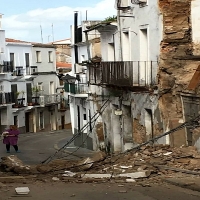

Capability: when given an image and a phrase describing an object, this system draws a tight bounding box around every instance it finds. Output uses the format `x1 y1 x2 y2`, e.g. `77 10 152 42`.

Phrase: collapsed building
64 0 200 153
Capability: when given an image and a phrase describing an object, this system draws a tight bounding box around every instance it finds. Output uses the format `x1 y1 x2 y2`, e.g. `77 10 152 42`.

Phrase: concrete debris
120 165 132 169
0 155 33 174
52 177 60 181
126 179 136 183
15 187 30 195
116 171 151 179
81 174 112 179
62 171 76 177
163 152 172 156
78 157 94 171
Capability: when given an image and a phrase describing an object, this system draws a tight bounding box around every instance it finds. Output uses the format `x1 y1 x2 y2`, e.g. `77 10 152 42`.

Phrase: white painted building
65 0 200 152
0 27 69 133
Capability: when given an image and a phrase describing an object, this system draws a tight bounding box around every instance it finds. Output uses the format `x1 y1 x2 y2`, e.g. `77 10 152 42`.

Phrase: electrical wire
41 98 110 164
42 113 200 174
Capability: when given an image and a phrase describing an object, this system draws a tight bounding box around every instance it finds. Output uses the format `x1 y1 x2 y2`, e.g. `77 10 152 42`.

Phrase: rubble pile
1 145 200 183
89 145 200 177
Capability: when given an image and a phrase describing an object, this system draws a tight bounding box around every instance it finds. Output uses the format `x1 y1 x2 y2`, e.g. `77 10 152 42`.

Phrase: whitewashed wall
32 46 56 72
0 30 6 63
6 43 32 67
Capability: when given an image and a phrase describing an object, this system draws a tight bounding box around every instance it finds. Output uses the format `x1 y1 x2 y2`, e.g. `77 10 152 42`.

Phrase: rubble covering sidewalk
1 145 200 185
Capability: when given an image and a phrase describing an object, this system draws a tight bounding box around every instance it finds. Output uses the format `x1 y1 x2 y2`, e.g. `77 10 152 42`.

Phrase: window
122 32 130 60
81 55 85 62
10 53 15 70
37 82 43 91
50 81 54 94
36 51 41 63
25 53 30 67
48 51 53 62
14 116 18 126
39 111 44 129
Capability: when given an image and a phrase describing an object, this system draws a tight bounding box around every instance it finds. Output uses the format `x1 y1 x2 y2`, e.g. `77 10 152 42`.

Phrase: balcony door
25 53 30 74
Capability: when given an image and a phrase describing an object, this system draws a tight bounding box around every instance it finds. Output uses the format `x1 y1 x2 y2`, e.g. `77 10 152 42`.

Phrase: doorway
61 115 65 129
25 112 30 132
145 109 154 142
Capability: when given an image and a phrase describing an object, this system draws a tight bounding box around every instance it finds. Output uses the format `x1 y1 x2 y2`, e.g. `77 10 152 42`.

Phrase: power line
41 99 110 164
42 113 200 174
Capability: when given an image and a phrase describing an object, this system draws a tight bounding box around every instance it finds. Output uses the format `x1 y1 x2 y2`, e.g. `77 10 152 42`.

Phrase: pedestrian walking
2 125 20 153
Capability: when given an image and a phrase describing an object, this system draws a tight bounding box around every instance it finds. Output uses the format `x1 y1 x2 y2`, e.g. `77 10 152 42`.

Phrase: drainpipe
113 34 116 61
117 9 123 61
74 11 79 64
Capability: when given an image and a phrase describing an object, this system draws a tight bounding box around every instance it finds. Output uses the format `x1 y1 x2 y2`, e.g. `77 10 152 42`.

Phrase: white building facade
0 27 69 133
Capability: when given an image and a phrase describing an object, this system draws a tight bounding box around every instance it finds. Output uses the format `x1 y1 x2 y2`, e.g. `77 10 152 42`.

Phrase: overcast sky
0 0 116 43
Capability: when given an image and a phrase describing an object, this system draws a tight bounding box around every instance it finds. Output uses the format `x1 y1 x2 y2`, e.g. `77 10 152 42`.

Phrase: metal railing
44 94 61 104
0 92 13 105
26 66 38 75
0 61 14 73
89 61 158 87
64 83 89 95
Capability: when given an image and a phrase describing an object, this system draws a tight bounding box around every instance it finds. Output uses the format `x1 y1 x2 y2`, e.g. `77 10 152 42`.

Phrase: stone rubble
1 145 200 183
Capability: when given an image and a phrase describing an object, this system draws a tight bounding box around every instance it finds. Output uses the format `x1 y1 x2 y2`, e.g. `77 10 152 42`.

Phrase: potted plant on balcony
13 91 21 108
32 86 41 105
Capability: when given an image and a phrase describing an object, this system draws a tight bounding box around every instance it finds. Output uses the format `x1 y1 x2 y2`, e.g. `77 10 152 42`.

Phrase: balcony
0 92 13 107
0 61 14 74
58 99 69 112
27 97 40 106
12 67 25 76
39 94 61 106
64 83 88 97
26 66 38 75
88 61 158 92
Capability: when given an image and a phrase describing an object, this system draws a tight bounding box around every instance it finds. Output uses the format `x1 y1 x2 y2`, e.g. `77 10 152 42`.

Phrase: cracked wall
158 0 200 147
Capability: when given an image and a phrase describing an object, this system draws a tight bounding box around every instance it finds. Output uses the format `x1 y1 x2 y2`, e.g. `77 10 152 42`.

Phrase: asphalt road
0 129 92 165
1 182 200 200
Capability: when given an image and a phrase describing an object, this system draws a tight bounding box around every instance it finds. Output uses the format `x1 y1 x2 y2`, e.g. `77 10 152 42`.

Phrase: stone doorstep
163 178 200 192
0 176 26 183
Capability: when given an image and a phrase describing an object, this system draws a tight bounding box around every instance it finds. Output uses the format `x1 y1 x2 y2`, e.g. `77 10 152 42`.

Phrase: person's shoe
16 150 20 153
6 151 10 153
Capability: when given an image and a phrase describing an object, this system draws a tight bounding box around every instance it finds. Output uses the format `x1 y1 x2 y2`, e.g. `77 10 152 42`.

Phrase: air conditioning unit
0 85 4 92
39 96 45 107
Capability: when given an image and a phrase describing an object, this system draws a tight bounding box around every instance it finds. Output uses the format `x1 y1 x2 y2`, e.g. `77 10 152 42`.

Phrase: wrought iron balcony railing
38 94 61 106
0 92 13 105
89 61 158 89
0 61 14 73
64 83 88 95
26 66 38 75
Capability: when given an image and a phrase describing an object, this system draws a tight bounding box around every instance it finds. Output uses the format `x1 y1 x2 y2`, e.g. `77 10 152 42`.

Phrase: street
1 130 200 199
1 181 200 200
0 130 94 165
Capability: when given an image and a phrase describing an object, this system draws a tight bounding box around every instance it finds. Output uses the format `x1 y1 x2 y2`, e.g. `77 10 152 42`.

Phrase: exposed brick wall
158 0 200 145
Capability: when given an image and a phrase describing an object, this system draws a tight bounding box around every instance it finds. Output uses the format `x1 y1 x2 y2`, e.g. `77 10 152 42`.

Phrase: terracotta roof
6 38 54 48
6 38 31 44
56 62 72 69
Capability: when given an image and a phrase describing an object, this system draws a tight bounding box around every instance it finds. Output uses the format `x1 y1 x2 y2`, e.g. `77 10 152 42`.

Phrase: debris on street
1 145 200 184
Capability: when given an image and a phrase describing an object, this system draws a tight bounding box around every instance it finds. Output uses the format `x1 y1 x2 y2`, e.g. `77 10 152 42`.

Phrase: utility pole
40 25 43 43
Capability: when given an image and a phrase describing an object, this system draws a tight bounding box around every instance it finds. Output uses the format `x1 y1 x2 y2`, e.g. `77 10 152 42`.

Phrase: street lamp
61 74 77 84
